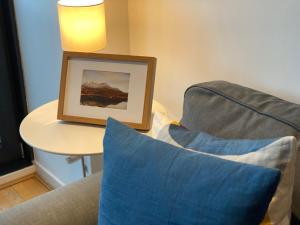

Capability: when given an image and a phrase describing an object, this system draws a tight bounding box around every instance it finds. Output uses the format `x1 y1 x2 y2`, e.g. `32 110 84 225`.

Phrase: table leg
81 157 87 177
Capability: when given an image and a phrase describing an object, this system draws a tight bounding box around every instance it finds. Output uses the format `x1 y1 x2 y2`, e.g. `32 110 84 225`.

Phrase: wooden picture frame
57 51 156 131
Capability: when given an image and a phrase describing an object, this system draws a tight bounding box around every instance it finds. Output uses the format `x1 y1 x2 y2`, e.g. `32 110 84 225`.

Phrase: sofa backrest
181 80 300 220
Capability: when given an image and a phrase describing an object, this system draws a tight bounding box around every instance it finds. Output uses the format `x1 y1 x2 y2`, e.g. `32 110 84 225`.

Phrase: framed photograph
57 52 156 130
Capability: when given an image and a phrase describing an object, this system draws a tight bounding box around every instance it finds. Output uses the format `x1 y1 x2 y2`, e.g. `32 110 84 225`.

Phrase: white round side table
20 99 167 177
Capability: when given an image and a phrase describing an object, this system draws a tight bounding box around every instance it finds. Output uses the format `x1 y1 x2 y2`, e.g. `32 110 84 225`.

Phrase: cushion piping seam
184 85 300 132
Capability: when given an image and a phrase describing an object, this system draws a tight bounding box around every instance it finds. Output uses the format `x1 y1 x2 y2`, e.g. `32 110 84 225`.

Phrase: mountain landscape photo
80 82 129 109
80 70 130 110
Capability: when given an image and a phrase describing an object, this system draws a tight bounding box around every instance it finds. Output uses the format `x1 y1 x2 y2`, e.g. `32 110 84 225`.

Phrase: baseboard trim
34 161 65 189
0 165 36 188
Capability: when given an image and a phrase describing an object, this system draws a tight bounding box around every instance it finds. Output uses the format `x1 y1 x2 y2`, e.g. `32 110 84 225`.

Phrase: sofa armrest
0 173 102 225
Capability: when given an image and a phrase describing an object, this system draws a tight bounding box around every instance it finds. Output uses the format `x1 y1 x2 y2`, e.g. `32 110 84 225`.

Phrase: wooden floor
0 175 51 212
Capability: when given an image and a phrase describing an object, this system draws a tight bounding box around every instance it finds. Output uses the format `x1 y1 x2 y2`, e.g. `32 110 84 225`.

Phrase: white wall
128 0 300 118
14 0 130 185
14 0 300 184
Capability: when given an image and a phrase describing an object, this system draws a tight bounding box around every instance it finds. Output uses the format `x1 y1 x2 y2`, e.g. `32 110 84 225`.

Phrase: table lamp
57 0 107 52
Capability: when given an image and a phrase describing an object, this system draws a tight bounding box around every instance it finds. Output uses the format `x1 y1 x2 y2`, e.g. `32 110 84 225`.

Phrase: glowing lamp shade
57 0 107 52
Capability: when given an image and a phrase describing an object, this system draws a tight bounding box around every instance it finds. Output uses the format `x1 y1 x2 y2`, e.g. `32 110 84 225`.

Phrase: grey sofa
0 173 102 225
1 81 300 225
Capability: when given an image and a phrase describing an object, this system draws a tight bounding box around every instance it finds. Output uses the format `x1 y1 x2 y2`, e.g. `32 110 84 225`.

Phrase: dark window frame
0 0 33 164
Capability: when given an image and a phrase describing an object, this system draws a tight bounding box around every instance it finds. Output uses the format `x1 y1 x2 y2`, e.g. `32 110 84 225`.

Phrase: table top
20 100 166 156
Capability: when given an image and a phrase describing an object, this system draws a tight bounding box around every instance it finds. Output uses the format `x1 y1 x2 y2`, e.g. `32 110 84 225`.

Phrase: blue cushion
98 118 280 225
167 124 277 155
